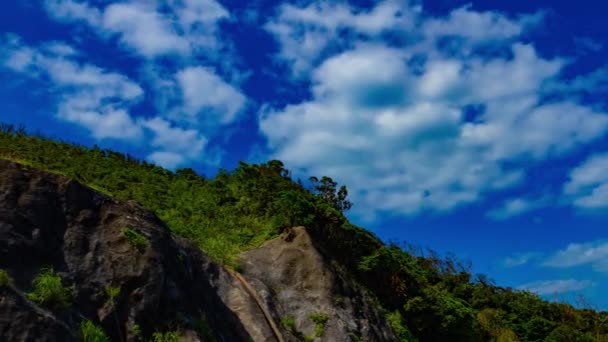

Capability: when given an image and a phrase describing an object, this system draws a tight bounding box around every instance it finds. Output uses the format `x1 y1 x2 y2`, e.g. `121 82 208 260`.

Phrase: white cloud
176 66 246 124
44 0 229 58
142 117 207 167
564 154 608 210
1 36 144 140
487 197 548 220
503 252 540 268
518 279 594 295
147 151 187 169
45 0 102 27
260 1 608 218
1 36 211 168
543 240 608 272
422 5 540 43
265 0 416 75
103 2 189 58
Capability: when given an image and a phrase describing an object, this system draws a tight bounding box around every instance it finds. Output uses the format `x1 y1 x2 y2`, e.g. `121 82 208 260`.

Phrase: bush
122 228 147 252
104 286 120 306
0 269 12 286
25 267 73 309
151 331 180 342
281 316 297 332
80 320 109 342
309 312 330 337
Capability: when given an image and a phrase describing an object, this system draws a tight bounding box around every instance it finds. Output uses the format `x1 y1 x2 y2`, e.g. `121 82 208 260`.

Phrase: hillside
1 124 608 341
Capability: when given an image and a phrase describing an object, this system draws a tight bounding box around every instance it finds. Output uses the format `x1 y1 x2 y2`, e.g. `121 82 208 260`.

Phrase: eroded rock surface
240 226 397 342
0 160 395 341
0 160 253 341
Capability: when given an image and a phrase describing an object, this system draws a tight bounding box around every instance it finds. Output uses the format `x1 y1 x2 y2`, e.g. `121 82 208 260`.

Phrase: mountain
1 124 607 341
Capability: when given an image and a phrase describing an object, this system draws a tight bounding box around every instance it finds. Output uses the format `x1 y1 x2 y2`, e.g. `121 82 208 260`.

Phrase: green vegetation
309 312 330 337
2 124 608 341
104 286 120 306
122 227 147 252
151 331 180 342
281 316 297 332
25 267 73 309
80 320 109 342
132 324 142 339
0 269 12 286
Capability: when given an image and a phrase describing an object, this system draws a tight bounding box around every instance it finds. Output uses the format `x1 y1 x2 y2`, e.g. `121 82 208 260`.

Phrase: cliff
0 159 395 341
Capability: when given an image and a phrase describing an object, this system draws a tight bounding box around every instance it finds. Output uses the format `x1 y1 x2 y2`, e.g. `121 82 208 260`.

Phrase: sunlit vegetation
80 320 109 342
1 123 607 341
25 267 73 309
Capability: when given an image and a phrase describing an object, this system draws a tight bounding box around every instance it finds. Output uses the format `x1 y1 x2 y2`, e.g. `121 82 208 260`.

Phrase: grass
122 227 148 252
80 320 109 342
104 286 120 306
151 331 181 342
281 316 297 332
0 269 12 286
25 267 73 309
309 312 330 338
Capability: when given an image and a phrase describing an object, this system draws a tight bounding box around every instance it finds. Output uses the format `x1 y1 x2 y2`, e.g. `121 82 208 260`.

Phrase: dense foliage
1 124 607 341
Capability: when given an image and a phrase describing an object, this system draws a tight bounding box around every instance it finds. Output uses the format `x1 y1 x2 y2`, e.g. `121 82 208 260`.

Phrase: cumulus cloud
0 36 214 168
176 66 246 124
44 0 229 58
564 154 608 210
265 0 416 75
260 1 608 219
1 36 143 140
518 279 594 295
142 117 207 168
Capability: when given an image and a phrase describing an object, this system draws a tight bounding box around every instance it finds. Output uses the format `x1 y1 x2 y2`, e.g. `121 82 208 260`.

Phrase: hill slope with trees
1 124 607 341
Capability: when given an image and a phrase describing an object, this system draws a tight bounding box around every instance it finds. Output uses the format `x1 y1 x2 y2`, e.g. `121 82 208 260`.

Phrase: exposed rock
0 160 252 341
239 226 397 342
0 160 395 341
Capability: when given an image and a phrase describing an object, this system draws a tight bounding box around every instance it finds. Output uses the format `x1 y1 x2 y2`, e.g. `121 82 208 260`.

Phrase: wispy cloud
1 35 144 140
503 252 541 268
0 36 216 168
564 154 608 210
44 0 229 59
487 197 549 220
518 279 595 295
543 240 608 272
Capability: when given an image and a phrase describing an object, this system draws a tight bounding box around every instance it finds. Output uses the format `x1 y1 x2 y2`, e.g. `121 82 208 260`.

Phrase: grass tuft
80 320 109 342
25 267 73 309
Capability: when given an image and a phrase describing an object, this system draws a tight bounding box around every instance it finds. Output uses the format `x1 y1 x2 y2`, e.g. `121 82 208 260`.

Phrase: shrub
104 286 120 306
122 227 147 252
80 320 109 342
309 312 330 337
25 267 73 308
281 316 297 332
151 331 180 342
0 269 12 286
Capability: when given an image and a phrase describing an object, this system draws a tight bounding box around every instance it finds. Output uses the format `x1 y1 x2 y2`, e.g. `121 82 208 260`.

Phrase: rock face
0 160 395 341
239 226 397 342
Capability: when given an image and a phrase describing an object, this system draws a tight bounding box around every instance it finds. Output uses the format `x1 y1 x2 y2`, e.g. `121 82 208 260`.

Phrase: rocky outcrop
239 226 397 342
0 160 395 341
0 160 251 341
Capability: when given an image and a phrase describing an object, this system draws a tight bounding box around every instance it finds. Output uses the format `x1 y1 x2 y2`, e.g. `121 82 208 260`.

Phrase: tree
309 176 353 212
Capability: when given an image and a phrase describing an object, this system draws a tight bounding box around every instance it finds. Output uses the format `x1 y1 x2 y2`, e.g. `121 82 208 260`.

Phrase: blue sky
1 0 608 308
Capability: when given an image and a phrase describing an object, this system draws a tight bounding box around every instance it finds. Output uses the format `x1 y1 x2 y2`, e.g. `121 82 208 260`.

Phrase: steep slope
0 160 395 341
0 159 257 341
240 226 396 341
3 126 608 341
